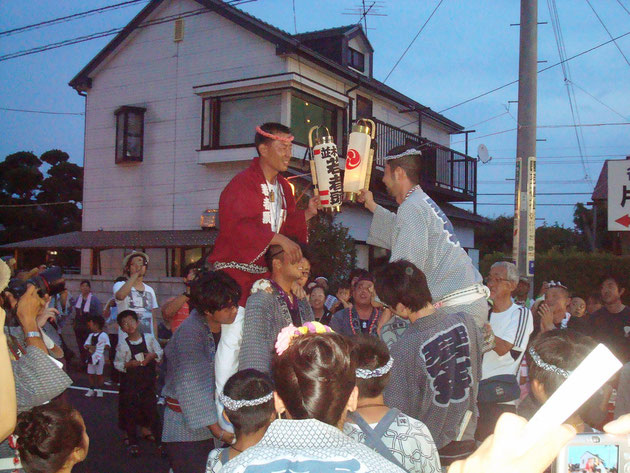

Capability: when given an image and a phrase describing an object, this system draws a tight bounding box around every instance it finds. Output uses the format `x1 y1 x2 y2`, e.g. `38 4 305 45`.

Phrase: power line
383 0 445 83
617 0 630 16
0 107 84 116
451 122 630 144
585 0 630 69
0 0 255 62
566 79 629 121
0 0 148 37
437 29 630 114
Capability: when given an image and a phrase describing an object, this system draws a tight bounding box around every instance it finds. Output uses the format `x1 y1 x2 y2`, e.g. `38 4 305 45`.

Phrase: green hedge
480 250 630 301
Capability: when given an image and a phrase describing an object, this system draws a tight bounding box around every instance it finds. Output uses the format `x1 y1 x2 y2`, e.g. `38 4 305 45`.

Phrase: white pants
215 306 245 432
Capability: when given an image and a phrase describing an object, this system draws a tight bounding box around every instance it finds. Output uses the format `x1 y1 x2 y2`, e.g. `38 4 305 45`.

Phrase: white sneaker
96 389 104 398
85 388 95 397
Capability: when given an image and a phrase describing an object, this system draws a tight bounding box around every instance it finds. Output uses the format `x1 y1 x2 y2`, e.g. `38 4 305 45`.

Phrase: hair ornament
255 126 294 143
356 356 394 379
219 391 273 411
384 147 423 161
528 347 571 379
405 267 414 277
275 321 333 355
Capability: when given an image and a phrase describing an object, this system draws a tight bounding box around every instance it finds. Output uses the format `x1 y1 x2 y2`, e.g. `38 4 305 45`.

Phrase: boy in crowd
344 335 441 473
114 309 163 457
206 369 276 472
84 315 110 398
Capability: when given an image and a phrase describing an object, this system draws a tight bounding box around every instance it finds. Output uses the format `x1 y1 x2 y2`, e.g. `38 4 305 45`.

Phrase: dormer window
347 47 365 72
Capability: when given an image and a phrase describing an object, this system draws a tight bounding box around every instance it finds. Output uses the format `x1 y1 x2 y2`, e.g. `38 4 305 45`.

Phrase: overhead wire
617 0 630 16
383 0 445 83
0 0 256 62
376 29 630 139
566 79 629 121
0 107 84 116
585 0 630 68
0 0 149 37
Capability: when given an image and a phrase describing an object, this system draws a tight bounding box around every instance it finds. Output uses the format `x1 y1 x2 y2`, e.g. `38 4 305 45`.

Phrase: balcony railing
368 118 477 205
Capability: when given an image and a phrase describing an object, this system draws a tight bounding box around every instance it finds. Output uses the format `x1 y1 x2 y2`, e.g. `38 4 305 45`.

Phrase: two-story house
2 0 485 297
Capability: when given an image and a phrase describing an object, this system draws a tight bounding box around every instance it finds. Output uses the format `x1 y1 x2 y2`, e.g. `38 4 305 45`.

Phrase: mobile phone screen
566 444 619 472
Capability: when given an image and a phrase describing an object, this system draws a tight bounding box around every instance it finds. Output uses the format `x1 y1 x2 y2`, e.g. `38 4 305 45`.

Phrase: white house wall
82 0 288 233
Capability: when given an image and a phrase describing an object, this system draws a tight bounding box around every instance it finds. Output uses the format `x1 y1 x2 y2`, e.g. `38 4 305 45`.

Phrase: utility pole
512 0 538 280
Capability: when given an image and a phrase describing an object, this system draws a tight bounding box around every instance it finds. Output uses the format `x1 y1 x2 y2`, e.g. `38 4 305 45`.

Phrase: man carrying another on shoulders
207 123 319 426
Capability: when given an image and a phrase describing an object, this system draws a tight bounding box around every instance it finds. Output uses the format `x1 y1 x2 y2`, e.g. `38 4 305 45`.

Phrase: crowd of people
1 122 629 473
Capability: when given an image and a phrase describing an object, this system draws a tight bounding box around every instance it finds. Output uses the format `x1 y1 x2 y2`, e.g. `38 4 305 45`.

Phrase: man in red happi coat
208 122 318 428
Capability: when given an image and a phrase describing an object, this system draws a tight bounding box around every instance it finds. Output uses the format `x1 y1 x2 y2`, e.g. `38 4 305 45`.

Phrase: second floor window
201 92 281 149
115 106 145 163
347 48 365 72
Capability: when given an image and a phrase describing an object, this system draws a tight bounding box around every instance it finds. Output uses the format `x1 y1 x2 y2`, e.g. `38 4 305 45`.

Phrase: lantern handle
308 125 333 149
357 118 376 139
308 125 319 149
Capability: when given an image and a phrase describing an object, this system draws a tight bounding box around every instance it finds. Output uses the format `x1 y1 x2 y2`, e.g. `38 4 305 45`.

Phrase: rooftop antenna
342 1 387 36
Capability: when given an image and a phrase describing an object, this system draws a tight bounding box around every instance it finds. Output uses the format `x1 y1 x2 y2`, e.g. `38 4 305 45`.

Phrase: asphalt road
68 373 170 473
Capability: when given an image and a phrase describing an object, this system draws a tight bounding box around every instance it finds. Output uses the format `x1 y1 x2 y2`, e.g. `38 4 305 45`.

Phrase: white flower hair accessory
219 391 273 411
356 357 394 379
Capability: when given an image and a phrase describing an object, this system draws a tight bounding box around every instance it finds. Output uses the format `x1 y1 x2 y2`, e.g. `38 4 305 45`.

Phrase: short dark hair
264 244 286 272
308 285 327 297
273 332 357 427
374 260 432 312
385 144 421 185
80 280 91 288
87 315 105 329
254 122 292 154
223 369 275 436
15 405 86 473
183 261 200 278
599 273 625 290
116 309 138 326
587 292 602 303
350 269 371 287
354 335 391 398
188 270 241 314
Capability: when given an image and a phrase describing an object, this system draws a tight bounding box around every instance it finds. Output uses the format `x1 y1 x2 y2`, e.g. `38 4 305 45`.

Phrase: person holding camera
0 278 72 469
114 252 159 337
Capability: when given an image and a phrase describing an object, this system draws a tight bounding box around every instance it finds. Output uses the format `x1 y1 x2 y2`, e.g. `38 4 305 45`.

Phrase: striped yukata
367 186 488 327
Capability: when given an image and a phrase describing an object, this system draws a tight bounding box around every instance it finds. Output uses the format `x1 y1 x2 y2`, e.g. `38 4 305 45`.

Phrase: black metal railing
366 118 476 201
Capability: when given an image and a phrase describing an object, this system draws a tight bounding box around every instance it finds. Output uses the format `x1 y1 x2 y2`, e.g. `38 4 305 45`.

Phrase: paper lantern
308 126 343 212
343 118 375 202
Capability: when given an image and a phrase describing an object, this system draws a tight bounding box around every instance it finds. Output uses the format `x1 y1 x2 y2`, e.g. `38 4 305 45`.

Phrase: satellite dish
477 144 491 163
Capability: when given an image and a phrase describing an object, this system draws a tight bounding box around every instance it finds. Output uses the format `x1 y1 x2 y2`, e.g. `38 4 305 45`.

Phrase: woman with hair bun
221 322 406 472
13 404 88 473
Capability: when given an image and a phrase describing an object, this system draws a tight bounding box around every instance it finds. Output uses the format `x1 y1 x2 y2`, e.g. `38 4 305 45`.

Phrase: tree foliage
307 213 356 291
0 149 83 245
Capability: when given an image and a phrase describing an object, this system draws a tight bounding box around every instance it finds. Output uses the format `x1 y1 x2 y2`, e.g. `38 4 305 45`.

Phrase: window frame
200 91 283 150
114 105 146 164
347 47 365 73
289 90 341 148
200 88 343 151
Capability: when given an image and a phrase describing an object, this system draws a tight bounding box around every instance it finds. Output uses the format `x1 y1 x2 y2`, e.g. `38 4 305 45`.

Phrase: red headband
255 126 294 143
